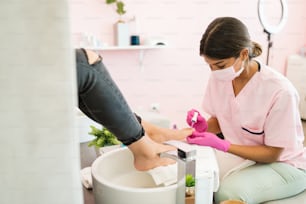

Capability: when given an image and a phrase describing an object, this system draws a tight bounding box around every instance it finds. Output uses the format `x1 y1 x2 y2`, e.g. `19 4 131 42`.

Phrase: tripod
264 29 273 66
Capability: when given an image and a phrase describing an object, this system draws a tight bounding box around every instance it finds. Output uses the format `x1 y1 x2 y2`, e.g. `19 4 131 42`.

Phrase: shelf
83 45 166 51
81 45 167 70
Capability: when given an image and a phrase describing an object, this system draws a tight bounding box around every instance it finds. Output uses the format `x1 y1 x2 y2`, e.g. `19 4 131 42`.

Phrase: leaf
116 1 126 15
103 128 112 136
88 125 121 147
88 138 98 147
96 138 105 147
88 125 102 137
108 137 121 145
186 174 195 187
106 0 116 4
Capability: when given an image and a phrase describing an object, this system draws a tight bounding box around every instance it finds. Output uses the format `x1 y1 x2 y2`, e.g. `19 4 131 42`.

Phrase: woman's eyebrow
212 61 225 66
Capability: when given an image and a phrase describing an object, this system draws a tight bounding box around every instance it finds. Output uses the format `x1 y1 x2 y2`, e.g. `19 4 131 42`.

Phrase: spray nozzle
191 112 198 127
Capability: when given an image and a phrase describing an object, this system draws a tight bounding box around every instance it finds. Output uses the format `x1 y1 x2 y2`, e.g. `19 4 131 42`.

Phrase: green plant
185 174 195 187
106 0 126 16
88 125 121 147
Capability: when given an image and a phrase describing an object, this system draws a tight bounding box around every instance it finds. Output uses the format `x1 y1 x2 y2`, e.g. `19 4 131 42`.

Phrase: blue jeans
76 48 144 145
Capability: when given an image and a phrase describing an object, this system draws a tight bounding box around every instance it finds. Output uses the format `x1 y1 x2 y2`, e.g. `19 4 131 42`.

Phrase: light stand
258 0 288 65
264 29 273 65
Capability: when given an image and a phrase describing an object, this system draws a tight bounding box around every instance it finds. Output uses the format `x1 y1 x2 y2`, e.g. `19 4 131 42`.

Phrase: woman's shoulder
256 61 298 96
258 62 292 85
257 61 284 79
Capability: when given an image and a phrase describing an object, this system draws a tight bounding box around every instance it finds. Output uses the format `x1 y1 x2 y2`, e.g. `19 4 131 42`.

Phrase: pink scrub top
202 61 306 170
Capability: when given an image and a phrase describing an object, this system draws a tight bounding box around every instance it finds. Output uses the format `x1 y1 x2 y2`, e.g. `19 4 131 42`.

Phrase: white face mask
211 59 244 81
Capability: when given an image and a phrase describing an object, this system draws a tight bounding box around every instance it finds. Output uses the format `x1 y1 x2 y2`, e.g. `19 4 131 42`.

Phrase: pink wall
69 0 306 128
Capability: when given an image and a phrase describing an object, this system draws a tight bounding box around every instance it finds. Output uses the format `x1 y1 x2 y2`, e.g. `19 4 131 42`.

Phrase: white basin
91 147 178 204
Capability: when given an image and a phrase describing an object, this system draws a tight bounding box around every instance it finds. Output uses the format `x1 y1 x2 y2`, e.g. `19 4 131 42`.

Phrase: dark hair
200 17 262 59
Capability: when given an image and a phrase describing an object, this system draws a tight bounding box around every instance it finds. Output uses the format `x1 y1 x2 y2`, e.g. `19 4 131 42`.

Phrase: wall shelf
81 45 167 70
83 45 166 51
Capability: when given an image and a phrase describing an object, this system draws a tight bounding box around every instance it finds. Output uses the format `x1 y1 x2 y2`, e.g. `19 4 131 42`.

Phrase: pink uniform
203 61 306 170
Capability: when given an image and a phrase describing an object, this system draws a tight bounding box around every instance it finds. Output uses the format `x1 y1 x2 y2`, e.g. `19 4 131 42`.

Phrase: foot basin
91 147 177 204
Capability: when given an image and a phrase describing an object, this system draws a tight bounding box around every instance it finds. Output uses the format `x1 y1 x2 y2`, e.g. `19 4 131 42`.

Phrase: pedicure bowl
91 147 177 204
91 143 220 204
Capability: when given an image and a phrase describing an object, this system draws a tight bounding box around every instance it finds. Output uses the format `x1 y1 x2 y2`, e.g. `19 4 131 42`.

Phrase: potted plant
185 174 195 196
106 0 126 21
88 125 122 156
105 0 129 46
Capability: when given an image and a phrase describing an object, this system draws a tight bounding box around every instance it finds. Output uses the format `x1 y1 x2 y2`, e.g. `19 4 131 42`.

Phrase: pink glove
186 109 208 132
187 131 230 152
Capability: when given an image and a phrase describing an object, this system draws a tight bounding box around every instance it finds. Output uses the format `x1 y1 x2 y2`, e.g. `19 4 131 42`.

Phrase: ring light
258 0 288 65
258 0 288 34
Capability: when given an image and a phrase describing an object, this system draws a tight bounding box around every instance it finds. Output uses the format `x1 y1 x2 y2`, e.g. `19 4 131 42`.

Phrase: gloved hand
187 131 231 152
186 109 208 132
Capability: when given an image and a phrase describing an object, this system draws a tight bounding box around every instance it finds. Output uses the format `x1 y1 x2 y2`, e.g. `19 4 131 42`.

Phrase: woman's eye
217 65 225 69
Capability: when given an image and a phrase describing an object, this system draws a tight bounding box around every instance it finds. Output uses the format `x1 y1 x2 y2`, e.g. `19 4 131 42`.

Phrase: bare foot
142 120 193 143
84 49 101 65
128 135 177 171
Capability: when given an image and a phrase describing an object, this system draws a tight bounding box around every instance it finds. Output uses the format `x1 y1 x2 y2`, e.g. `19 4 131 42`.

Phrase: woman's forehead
204 55 229 65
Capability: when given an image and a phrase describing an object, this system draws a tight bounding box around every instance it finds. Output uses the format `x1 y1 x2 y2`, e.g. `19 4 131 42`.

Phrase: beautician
186 17 306 203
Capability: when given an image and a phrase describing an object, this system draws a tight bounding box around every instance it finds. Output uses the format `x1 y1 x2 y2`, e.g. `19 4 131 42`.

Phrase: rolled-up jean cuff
134 113 142 124
121 127 145 146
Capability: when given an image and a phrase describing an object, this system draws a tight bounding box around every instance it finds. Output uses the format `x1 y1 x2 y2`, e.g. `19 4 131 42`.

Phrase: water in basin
112 171 157 188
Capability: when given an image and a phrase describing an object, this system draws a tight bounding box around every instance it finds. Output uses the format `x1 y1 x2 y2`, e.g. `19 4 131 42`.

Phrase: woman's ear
240 48 249 60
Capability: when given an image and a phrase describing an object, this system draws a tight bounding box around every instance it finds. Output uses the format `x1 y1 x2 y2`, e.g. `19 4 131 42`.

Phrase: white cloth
147 163 178 186
193 145 220 192
80 167 93 189
160 140 220 191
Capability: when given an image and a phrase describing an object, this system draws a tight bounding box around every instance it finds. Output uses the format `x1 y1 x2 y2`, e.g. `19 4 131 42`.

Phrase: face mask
211 59 244 81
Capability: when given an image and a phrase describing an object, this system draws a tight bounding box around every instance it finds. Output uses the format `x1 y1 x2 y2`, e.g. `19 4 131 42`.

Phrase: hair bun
250 41 262 58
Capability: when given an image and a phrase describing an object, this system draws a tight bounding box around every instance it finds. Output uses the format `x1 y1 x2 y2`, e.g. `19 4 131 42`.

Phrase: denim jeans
76 48 144 145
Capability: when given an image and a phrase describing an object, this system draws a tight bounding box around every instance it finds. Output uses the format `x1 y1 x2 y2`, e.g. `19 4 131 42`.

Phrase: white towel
193 145 220 192
147 163 177 186
80 167 93 189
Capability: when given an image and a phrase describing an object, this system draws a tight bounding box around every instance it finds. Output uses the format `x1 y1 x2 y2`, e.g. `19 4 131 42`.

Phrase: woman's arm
207 117 221 134
200 117 283 163
228 144 283 163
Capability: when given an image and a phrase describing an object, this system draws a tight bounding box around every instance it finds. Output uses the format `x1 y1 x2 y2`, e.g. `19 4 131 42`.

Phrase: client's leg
141 120 193 143
82 49 193 143
129 135 176 171
76 48 178 171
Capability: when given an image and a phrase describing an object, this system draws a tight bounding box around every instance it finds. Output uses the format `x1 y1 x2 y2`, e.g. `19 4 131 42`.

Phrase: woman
186 17 306 203
76 48 192 171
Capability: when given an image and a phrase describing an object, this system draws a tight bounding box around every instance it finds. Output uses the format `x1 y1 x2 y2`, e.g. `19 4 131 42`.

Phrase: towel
80 167 93 189
193 145 220 192
147 163 177 186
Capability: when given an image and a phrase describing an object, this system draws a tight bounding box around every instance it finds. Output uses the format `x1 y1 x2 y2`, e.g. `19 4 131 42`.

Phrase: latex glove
186 109 208 132
187 131 230 152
